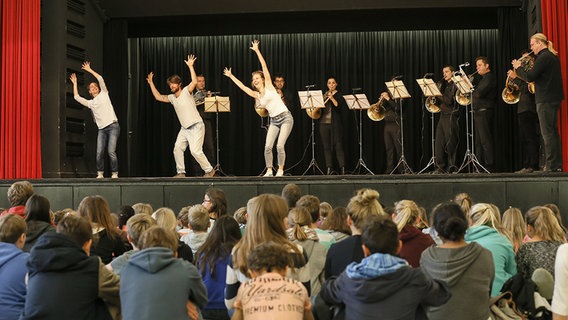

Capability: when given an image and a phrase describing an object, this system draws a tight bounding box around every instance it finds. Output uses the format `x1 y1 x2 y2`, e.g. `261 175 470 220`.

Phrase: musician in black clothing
273 74 294 108
508 50 540 173
513 33 564 172
189 74 215 175
319 77 347 175
381 91 402 174
472 56 496 171
434 65 459 173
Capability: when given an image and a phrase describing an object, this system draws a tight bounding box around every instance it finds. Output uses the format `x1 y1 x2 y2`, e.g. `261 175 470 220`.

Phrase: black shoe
340 167 345 175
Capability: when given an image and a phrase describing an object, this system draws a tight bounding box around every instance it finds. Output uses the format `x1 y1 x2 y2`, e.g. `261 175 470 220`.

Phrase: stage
1 172 567 217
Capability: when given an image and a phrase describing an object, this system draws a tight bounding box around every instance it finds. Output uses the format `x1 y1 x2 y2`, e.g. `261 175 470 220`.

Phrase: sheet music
343 94 371 110
416 78 442 97
298 90 325 109
204 96 230 112
385 80 411 99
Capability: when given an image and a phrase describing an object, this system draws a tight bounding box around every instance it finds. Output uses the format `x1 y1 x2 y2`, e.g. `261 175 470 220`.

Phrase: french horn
254 99 268 117
368 96 386 121
502 74 521 104
425 96 441 113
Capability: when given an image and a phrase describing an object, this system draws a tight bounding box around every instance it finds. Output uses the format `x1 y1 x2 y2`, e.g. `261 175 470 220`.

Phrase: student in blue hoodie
120 226 208 320
320 216 451 320
0 214 28 320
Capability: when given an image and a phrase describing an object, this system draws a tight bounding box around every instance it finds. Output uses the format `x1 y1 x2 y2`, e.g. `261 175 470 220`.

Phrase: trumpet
368 96 387 121
454 71 478 106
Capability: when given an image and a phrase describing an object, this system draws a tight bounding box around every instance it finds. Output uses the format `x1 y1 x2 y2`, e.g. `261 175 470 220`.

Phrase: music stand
205 95 230 176
452 72 489 173
416 78 444 174
299 89 325 175
386 80 413 174
344 92 374 175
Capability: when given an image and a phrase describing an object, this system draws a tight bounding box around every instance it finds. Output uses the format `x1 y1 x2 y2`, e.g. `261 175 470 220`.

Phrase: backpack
500 273 552 320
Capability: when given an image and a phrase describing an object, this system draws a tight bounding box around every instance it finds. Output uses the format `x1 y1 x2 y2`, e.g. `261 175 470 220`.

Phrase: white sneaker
276 169 284 177
96 172 104 179
263 170 273 177
111 172 119 179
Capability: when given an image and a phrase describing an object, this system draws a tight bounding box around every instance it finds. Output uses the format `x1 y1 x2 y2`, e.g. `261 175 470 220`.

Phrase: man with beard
147 54 215 178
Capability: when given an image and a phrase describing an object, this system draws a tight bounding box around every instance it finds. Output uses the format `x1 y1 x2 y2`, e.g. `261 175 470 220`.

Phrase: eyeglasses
203 199 211 203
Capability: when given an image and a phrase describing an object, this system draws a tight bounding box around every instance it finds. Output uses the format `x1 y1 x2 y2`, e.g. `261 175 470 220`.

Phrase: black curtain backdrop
123 8 528 177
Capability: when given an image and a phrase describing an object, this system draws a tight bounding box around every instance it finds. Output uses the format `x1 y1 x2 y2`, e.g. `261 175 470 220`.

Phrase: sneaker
173 173 186 178
203 169 216 177
96 172 104 179
111 172 119 179
275 169 284 177
263 170 273 177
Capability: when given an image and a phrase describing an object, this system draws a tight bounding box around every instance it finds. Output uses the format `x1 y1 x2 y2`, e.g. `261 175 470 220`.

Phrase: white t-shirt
74 76 118 129
552 243 568 316
168 85 202 129
258 87 288 117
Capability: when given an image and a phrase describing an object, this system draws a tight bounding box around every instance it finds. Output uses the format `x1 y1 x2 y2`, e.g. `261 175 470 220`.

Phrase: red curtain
541 0 568 171
0 0 42 179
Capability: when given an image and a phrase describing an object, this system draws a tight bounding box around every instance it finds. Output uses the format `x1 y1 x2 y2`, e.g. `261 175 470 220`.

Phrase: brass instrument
424 81 442 113
368 96 387 121
514 53 536 94
306 90 333 120
254 99 268 117
454 71 478 106
502 74 521 104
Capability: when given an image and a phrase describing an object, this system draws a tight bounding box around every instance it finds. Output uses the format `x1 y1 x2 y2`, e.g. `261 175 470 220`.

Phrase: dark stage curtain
0 0 42 179
127 10 526 177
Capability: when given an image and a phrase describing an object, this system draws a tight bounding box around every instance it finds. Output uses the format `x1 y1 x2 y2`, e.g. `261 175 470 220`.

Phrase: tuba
368 96 386 121
502 74 521 104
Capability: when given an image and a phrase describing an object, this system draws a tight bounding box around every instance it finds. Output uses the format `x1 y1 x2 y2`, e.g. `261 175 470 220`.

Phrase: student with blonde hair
393 200 435 268
502 207 527 253
181 204 210 254
225 194 310 310
453 192 473 215
465 203 517 296
516 206 566 279
153 207 193 262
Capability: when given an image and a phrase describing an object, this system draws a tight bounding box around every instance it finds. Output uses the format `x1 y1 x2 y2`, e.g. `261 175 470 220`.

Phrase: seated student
320 216 451 320
23 194 56 252
0 214 28 320
233 206 247 235
22 214 120 319
120 226 208 320
177 206 191 237
106 213 157 275
181 204 210 254
153 207 194 263
296 195 335 249
232 242 313 320
0 180 34 218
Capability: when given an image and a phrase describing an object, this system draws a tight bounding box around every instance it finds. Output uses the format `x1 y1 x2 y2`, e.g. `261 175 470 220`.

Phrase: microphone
459 62 470 67
392 75 403 81
305 84 316 88
352 87 362 91
209 91 221 95
423 73 435 78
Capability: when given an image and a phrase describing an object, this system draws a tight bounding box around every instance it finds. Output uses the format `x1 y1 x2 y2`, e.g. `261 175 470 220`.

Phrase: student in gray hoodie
320 216 451 320
420 202 494 320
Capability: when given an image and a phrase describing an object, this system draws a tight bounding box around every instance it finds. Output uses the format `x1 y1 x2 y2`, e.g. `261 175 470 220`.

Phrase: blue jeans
265 111 293 168
97 122 120 172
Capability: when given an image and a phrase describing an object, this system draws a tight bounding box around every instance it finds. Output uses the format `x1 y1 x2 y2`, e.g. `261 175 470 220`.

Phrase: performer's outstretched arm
184 54 198 94
146 72 170 103
250 40 274 89
223 67 257 99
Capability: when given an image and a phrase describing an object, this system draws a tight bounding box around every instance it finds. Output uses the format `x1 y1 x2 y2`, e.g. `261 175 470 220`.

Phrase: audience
465 203 517 296
320 216 451 320
153 207 194 263
177 206 191 236
195 216 242 320
296 195 335 249
203 187 228 221
132 202 153 215
106 213 156 275
120 226 207 320
454 192 473 216
553 243 568 320
0 181 34 218
282 183 302 210
77 195 126 264
392 199 435 268
181 204 210 254
118 205 135 231
0 214 28 320
23 194 56 252
321 206 351 242
318 201 333 228
420 202 494 320
502 207 527 253
233 206 247 235
22 214 120 319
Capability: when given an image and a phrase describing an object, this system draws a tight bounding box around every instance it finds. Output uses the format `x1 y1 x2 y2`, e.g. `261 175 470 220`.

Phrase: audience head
362 216 400 256
319 202 333 220
393 199 421 231
24 194 51 223
203 188 227 219
469 203 502 228
288 206 312 241
296 195 321 224
524 206 566 242
152 207 177 232
454 193 473 216
138 226 178 253
233 207 247 225
77 195 119 239
187 204 210 232
432 202 468 242
195 215 242 276
502 207 527 249
57 214 93 254
118 205 135 229
7 181 34 207
321 207 351 235
132 203 153 216
177 206 190 229
346 188 387 231
543 203 567 233
416 206 429 229
126 214 157 249
0 214 27 248
53 208 75 226
247 241 291 276
281 183 302 209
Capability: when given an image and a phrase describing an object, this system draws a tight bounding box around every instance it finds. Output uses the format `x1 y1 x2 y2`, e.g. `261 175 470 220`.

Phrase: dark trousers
189 118 215 175
319 123 345 168
474 109 494 170
518 111 540 170
537 102 563 170
384 122 401 173
435 114 458 170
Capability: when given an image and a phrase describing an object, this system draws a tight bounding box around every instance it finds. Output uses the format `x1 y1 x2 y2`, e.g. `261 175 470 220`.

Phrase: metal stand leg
353 109 374 175
457 102 489 173
391 100 413 174
302 118 325 175
419 110 444 174
212 111 228 176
